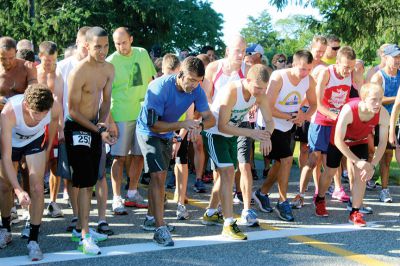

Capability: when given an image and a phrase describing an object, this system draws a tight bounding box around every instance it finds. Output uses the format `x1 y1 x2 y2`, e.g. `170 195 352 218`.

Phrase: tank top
330 99 379 146
211 60 246 102
380 69 400 114
313 65 351 126
206 80 256 137
272 69 310 132
9 94 51 148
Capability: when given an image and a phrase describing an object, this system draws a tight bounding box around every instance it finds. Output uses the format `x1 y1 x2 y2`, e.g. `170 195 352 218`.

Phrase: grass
254 140 400 185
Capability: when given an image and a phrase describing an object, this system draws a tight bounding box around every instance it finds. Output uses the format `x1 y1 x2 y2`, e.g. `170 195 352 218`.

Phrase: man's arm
25 61 38 85
257 94 274 135
266 72 292 120
389 89 400 146
303 77 317 121
371 72 396 105
53 72 65 140
46 101 61 160
202 61 218 103
98 64 115 125
315 69 337 120
67 66 98 133
373 108 390 167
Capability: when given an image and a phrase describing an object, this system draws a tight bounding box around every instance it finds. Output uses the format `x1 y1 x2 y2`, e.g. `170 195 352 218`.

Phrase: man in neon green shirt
106 27 156 214
321 35 341 65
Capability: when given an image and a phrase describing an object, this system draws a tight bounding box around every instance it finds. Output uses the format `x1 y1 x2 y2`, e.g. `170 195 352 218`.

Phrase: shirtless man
252 50 317 222
0 37 37 111
36 41 65 218
66 26 115 255
0 84 61 261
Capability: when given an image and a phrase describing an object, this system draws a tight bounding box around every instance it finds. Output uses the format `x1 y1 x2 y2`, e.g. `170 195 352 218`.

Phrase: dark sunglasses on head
277 59 286 63
331 46 341 51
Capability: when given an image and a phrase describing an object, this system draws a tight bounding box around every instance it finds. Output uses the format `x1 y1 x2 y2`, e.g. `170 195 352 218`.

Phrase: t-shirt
106 47 156 122
321 57 336 65
136 75 209 139
57 56 79 120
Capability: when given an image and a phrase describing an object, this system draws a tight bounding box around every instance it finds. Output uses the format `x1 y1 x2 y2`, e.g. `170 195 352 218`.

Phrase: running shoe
112 197 128 215
379 189 392 203
222 221 247 240
349 210 366 227
202 210 224 226
47 202 64 218
97 222 114 236
275 200 294 222
0 228 11 249
366 180 377 190
193 179 207 193
21 220 30 239
125 192 148 208
153 226 174 247
27 241 43 261
331 187 350 202
290 194 305 209
176 204 189 220
202 171 213 183
10 206 20 224
140 217 175 232
252 189 273 213
237 209 259 227
252 169 259 180
78 235 101 255
315 199 329 217
66 217 78 232
326 184 334 195
71 228 107 243
233 192 243 205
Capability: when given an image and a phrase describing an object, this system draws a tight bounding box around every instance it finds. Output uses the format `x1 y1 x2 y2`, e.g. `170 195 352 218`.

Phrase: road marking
0 222 374 266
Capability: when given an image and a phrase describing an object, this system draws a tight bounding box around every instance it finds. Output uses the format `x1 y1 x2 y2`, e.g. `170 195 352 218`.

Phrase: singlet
313 65 351 126
330 99 379 146
269 69 310 132
9 94 51 148
379 69 400 114
57 56 79 121
206 80 256 137
211 60 246 102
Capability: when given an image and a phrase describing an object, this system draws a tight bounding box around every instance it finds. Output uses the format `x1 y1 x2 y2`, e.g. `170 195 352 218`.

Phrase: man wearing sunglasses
322 35 341 66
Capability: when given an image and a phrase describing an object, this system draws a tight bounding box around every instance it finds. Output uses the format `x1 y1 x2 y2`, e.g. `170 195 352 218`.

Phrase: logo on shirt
278 91 301 106
328 89 348 109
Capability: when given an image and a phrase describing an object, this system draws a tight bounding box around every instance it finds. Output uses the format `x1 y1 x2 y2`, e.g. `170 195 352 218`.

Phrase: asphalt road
1 160 399 266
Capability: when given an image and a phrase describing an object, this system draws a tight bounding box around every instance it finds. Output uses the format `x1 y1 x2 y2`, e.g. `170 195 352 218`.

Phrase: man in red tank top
317 83 389 226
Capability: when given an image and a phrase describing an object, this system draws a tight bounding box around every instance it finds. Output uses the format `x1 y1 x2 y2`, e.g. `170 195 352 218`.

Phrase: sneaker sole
98 229 114 236
348 220 366 227
78 245 101 255
221 233 247 240
274 208 294 222
252 195 273 213
124 202 148 208
153 239 174 247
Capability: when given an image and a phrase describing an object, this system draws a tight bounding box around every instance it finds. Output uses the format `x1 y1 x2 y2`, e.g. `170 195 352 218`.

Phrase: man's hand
355 160 374 181
101 131 117 145
108 121 119 139
251 129 271 141
291 111 306 126
16 190 31 207
260 139 272 156
389 130 397 147
181 120 201 131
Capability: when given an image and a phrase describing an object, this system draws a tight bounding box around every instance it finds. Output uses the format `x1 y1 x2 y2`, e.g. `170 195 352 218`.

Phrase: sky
210 0 321 44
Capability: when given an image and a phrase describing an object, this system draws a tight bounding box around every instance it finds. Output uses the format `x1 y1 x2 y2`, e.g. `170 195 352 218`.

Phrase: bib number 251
72 131 92 147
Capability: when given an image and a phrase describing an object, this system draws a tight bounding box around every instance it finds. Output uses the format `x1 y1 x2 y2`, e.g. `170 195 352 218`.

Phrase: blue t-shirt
136 75 209 138
381 69 400 114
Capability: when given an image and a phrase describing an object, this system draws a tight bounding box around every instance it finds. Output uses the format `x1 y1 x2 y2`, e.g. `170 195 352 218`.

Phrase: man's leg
239 162 252 211
276 156 293 202
379 149 393 203
111 156 126 197
78 187 92 238
218 166 235 220
149 171 168 227
260 161 280 194
48 159 63 218
298 151 320 195
0 160 16 247
128 155 144 191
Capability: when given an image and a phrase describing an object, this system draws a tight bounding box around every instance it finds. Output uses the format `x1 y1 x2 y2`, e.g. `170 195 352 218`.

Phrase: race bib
72 131 92 147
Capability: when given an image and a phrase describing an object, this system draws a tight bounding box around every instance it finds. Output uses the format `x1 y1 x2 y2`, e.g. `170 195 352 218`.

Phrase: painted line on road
0 222 376 266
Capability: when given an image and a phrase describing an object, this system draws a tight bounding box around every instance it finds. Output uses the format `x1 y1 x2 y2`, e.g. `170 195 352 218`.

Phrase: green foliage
269 0 400 64
0 0 223 55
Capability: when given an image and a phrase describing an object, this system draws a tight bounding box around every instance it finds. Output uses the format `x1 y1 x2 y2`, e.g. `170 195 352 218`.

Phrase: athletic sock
224 217 234 226
146 215 154 220
350 208 360 215
28 223 40 243
316 195 325 203
206 208 217 216
127 190 137 198
1 216 11 232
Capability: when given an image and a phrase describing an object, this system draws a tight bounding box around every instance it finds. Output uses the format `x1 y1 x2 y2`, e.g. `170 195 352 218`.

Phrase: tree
0 0 224 56
269 0 400 64
240 10 280 53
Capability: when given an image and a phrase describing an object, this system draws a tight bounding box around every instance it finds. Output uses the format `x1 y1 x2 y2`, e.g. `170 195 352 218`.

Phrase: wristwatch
98 126 107 135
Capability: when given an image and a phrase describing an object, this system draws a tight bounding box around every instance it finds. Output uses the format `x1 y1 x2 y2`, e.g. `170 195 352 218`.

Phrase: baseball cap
246 44 264 56
383 44 400 57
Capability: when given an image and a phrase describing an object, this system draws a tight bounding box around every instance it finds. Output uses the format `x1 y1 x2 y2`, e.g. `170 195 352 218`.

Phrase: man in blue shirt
136 56 215 246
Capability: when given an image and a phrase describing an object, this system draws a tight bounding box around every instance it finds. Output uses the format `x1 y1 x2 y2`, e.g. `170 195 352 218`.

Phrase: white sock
146 215 154 220
113 195 122 201
224 217 234 226
127 190 137 198
206 208 217 216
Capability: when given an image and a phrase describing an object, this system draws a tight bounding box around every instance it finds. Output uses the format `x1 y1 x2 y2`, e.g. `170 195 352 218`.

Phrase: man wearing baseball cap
246 44 264 65
371 44 400 204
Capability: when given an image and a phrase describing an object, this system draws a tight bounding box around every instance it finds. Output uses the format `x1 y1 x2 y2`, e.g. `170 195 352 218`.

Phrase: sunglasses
331 46 341 51
277 59 286 63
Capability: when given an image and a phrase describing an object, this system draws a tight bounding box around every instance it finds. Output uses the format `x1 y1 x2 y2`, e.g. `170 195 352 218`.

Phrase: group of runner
0 26 398 261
